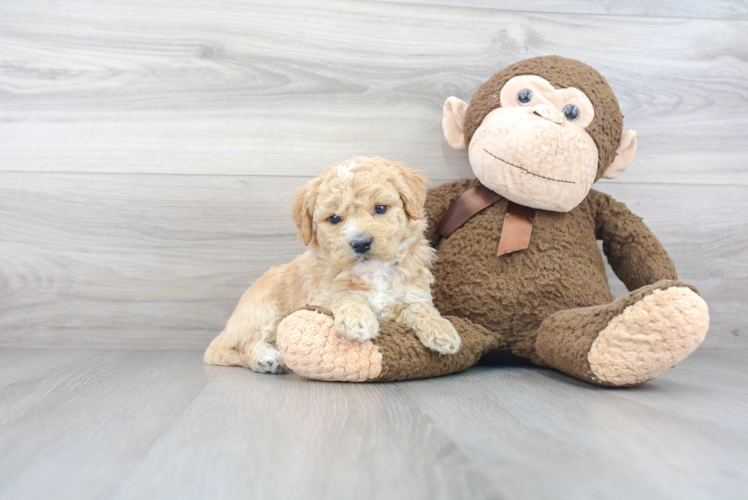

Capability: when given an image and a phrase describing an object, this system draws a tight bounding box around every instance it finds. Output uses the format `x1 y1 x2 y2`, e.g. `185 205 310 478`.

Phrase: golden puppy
204 157 461 373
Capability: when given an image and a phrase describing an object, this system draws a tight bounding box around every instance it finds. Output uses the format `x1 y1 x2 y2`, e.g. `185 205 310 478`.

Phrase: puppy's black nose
351 236 373 254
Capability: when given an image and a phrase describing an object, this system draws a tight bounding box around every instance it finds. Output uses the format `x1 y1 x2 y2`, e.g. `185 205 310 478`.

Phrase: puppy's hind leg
250 341 286 374
248 317 286 374
205 282 287 373
204 334 248 367
204 332 284 373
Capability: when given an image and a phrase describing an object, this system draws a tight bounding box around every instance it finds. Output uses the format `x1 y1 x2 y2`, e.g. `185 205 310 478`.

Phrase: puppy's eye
329 215 342 224
374 205 388 215
517 89 533 105
563 105 580 121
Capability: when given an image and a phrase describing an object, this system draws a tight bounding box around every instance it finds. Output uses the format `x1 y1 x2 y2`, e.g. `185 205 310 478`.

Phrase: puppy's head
291 157 428 265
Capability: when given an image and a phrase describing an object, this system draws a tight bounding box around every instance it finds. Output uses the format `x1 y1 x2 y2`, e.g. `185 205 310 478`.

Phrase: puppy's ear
392 164 428 220
291 180 318 245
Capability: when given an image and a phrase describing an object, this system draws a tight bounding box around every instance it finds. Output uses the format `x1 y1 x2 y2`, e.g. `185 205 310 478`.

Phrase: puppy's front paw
414 317 461 355
335 308 380 342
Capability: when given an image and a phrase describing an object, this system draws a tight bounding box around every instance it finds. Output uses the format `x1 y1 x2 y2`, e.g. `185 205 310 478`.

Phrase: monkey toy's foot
535 280 710 387
276 307 384 382
587 285 709 386
276 307 499 382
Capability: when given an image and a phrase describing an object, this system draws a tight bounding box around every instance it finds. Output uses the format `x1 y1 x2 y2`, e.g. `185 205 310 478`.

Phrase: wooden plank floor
0 348 746 500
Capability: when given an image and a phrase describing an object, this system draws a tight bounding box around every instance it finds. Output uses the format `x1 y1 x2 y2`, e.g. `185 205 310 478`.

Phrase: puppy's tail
204 334 245 367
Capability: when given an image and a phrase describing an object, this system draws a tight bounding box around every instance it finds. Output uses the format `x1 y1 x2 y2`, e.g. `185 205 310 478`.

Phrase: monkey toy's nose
351 236 373 254
532 104 565 124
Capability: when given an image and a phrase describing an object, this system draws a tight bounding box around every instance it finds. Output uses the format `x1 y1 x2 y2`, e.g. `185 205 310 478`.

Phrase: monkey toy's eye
374 205 388 215
329 215 342 224
517 89 533 105
563 105 580 121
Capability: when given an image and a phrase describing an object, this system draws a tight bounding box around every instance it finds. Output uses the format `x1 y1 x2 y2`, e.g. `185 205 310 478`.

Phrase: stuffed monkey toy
275 56 710 387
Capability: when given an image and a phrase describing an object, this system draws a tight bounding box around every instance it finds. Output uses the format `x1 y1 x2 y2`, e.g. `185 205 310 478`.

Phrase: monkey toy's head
442 56 637 212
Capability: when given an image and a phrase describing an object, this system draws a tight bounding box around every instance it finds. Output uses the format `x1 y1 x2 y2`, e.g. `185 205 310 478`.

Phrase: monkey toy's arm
590 189 678 291
424 178 480 245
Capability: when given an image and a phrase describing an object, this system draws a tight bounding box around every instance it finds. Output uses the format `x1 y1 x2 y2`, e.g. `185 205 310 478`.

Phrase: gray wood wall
1 0 746 349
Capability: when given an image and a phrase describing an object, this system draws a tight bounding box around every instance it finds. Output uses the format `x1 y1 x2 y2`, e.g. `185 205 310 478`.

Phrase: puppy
204 157 461 373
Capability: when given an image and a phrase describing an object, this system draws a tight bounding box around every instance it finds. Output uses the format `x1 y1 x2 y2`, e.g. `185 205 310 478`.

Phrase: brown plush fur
422 179 686 382
533 280 699 386
425 179 678 345
276 278 702 384
277 306 503 382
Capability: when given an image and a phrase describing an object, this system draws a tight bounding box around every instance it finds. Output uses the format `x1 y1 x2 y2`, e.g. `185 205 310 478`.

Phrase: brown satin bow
435 184 535 256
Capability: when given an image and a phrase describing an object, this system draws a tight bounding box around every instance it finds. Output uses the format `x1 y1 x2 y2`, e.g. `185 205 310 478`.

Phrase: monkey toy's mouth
483 149 575 184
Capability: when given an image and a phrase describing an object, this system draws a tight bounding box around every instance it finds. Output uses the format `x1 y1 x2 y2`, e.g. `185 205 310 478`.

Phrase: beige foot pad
276 309 383 382
588 287 709 386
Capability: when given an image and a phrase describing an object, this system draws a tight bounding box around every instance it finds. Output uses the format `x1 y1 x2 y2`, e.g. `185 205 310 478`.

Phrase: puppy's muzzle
350 235 373 255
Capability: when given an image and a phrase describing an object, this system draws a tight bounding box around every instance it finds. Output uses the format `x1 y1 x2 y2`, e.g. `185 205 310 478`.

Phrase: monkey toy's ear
442 97 470 150
603 130 638 179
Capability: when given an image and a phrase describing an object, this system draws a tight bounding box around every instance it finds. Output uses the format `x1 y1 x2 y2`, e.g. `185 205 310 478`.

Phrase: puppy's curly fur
204 157 461 373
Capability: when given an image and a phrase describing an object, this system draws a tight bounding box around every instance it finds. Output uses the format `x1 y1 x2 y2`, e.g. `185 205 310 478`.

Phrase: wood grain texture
0 348 747 500
0 0 745 350
0 173 307 348
0 0 747 185
0 173 745 349
381 0 748 20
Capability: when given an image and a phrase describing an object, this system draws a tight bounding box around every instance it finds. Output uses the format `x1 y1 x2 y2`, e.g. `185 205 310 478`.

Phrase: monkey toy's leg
276 280 708 385
527 280 709 387
276 307 505 382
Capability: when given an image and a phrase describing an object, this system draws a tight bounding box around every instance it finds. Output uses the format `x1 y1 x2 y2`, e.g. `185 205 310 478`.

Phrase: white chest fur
350 259 430 322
